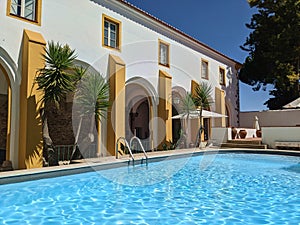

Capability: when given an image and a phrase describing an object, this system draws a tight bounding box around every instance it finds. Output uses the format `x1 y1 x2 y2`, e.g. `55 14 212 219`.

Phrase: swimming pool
0 153 300 224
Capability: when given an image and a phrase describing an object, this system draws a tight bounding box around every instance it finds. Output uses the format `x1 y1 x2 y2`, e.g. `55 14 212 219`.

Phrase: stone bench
275 141 300 149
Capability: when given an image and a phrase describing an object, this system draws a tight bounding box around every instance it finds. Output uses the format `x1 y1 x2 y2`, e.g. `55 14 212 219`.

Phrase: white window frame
159 40 170 67
201 60 209 79
10 0 36 21
104 19 118 49
219 67 226 85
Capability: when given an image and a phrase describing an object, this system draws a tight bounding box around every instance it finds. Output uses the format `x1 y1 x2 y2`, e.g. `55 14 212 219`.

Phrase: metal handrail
130 136 148 160
116 137 134 161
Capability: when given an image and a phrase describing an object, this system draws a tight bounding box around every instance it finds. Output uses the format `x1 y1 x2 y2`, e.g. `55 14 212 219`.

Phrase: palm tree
178 93 196 148
193 82 213 148
71 71 109 161
36 41 79 165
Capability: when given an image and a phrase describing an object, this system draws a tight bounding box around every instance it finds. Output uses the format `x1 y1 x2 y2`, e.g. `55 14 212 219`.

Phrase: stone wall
46 99 75 145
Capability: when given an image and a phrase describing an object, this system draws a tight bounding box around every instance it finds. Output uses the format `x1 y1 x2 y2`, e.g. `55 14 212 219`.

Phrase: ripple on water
0 153 300 224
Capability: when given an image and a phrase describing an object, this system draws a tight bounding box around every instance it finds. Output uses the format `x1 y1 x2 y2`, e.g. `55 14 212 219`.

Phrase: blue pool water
0 153 300 224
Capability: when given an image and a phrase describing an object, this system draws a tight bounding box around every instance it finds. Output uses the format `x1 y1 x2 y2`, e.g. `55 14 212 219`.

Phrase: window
201 60 209 79
102 15 121 50
159 40 170 67
219 67 225 85
8 0 39 22
7 0 41 24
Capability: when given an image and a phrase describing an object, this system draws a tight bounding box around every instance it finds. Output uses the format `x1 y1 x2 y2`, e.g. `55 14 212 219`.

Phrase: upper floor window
201 59 209 79
9 0 37 21
7 0 41 25
219 67 226 85
159 40 170 67
102 15 121 50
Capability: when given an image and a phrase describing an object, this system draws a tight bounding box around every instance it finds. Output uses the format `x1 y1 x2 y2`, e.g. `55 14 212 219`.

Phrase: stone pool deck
1 147 300 185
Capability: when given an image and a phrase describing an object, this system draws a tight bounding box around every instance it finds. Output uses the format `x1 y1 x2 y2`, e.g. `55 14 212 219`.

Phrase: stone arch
171 86 187 144
125 77 158 150
0 54 18 168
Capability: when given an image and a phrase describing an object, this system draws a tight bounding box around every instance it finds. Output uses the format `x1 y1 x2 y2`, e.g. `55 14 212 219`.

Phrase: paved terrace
1 147 300 185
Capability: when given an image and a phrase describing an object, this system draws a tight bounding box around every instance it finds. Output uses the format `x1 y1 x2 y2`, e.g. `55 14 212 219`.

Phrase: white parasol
172 109 227 119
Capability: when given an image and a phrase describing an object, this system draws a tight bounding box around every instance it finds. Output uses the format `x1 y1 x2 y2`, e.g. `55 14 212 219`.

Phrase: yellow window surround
158 39 170 68
6 0 42 26
102 14 122 51
201 59 209 80
219 67 226 85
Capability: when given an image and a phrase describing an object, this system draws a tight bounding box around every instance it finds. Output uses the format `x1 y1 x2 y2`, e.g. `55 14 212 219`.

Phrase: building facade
0 0 240 169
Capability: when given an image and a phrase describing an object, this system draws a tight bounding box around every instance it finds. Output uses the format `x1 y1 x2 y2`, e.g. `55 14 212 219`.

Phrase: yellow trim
106 54 125 156
19 29 46 169
201 59 209 80
158 39 170 68
102 14 122 51
215 87 226 127
0 64 12 161
7 0 42 26
158 70 172 147
190 80 198 96
159 70 172 79
219 66 226 85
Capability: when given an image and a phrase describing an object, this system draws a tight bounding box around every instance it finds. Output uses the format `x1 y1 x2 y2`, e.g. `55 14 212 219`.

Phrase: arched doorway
172 93 182 144
0 65 10 165
129 98 150 140
172 87 186 147
125 78 157 151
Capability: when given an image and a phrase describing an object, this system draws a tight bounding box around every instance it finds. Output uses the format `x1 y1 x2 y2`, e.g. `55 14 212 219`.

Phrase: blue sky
125 0 272 111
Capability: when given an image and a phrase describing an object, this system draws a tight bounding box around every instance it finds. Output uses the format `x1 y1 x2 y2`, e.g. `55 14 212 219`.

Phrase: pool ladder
116 136 148 165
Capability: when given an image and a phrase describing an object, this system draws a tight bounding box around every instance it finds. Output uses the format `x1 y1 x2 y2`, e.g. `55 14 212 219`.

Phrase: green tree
71 71 110 161
178 93 196 148
240 0 300 109
36 41 80 165
192 82 213 148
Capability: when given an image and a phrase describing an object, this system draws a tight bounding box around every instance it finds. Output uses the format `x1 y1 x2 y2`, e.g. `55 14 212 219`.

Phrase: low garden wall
262 127 300 149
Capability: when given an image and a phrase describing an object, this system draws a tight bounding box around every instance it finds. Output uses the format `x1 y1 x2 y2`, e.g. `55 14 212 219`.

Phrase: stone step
227 139 262 145
221 143 268 149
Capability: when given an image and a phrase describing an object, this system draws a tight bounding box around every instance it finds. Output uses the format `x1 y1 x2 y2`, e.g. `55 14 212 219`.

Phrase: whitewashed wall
0 0 239 118
0 0 240 164
262 127 300 149
240 110 300 127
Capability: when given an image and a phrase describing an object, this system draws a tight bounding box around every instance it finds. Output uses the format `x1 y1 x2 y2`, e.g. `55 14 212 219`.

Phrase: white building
0 0 241 169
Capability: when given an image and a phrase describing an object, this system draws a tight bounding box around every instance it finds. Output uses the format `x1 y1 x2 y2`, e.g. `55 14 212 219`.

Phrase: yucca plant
36 41 79 165
36 41 78 108
192 82 213 148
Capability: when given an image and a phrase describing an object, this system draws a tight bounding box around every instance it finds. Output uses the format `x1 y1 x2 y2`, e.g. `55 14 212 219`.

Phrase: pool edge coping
1 148 300 185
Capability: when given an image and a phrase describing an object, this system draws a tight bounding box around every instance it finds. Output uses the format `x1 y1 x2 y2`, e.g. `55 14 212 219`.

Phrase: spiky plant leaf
193 82 214 110
36 41 78 108
75 72 110 122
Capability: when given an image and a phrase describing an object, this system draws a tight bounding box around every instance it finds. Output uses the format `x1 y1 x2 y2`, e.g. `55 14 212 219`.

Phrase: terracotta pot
256 130 262 138
239 130 247 139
